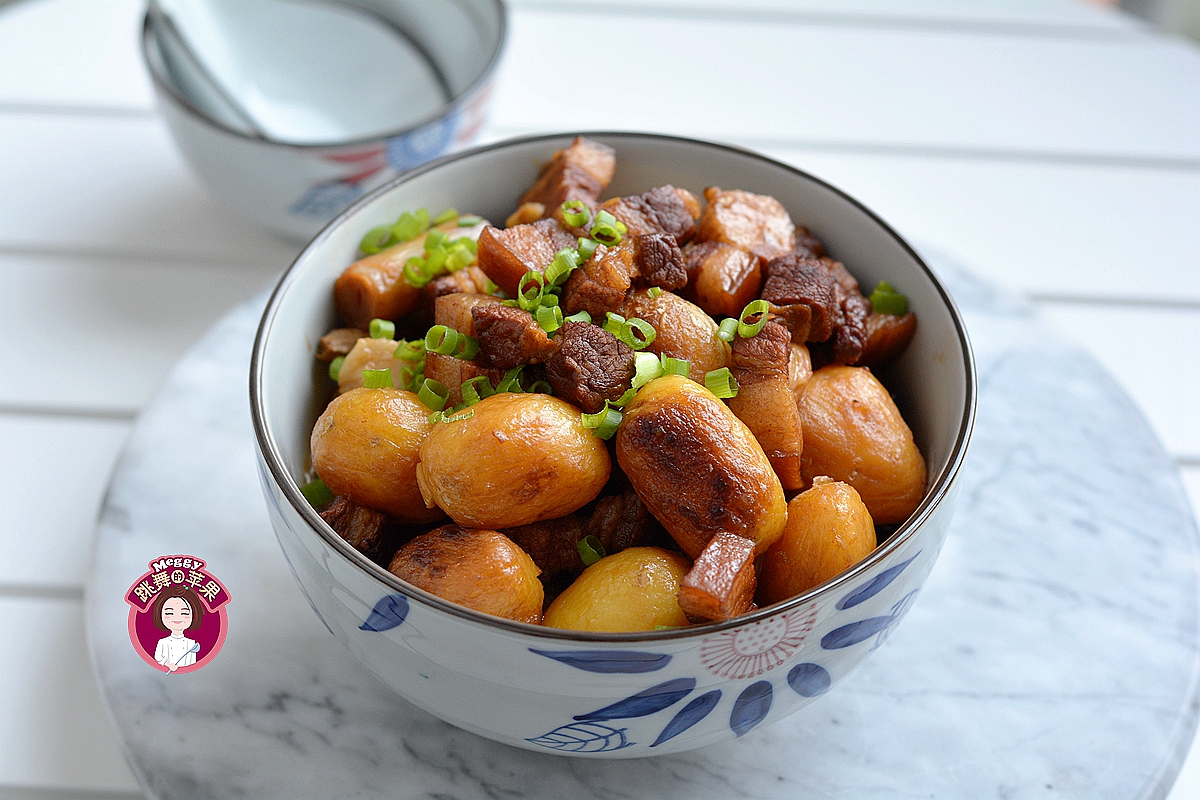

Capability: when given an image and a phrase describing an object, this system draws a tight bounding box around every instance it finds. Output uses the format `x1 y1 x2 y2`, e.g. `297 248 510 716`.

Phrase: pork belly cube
422 352 505 407
433 292 501 336
562 241 635 318
794 225 826 259
631 233 687 291
761 254 839 343
501 515 589 581
471 304 559 369
682 240 762 318
544 322 635 413
519 136 616 212
857 311 917 368
477 218 577 297
698 187 795 261
598 185 701 245
585 490 662 555
678 532 758 622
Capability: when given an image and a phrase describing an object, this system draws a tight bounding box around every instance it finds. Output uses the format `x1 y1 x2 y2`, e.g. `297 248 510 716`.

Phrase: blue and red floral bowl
249 132 976 757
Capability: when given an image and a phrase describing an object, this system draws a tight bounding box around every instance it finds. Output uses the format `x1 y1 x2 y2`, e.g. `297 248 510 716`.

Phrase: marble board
86 255 1200 799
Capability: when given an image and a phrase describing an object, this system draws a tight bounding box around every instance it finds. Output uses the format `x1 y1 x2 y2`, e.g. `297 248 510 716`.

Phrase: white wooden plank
755 146 1200 303
492 10 1200 161
0 115 301 267
1035 303 1200 460
0 0 152 112
0 597 140 793
0 415 130 590
0 252 272 413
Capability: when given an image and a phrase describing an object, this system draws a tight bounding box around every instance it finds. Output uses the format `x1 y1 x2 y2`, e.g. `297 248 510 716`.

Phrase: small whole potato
416 392 610 528
616 374 787 558
798 366 927 524
311 387 443 522
621 290 728 383
389 526 544 624
543 547 690 632
758 477 876 605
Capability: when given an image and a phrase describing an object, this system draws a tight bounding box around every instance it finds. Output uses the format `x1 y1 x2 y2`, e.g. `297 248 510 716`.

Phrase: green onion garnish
461 375 495 406
392 210 426 243
328 356 345 382
428 408 475 424
536 304 564 335
444 243 474 272
717 317 738 343
424 246 448 276
661 356 691 377
576 534 607 566
424 228 447 254
457 214 483 227
300 478 335 508
539 292 560 308
517 271 547 311
737 299 770 338
577 237 598 262
433 207 458 225
452 236 478 254
359 224 398 255
426 325 478 359
369 318 395 340
561 200 591 228
484 278 500 295
398 365 422 391
454 334 480 360
617 318 657 350
544 247 580 285
704 367 739 399
648 286 663 298
632 351 664 390
869 281 909 316
564 310 592 324
612 387 637 407
528 380 553 395
590 210 626 247
362 368 393 389
403 257 432 287
581 401 622 439
393 339 426 361
417 378 449 411
496 366 524 393
602 312 626 336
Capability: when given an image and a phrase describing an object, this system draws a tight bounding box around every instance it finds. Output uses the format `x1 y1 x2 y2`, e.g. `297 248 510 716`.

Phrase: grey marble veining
85 253 1200 799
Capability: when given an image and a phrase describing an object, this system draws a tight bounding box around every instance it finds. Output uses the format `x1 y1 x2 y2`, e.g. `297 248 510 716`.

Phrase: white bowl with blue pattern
250 132 976 757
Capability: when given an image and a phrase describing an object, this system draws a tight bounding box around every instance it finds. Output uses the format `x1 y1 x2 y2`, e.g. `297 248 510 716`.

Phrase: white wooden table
0 0 1196 797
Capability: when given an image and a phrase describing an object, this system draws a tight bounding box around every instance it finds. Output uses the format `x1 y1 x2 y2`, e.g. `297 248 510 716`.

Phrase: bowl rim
138 2 507 150
250 130 978 642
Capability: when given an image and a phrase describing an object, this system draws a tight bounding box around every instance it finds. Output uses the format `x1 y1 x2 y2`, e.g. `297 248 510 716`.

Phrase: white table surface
0 0 1196 797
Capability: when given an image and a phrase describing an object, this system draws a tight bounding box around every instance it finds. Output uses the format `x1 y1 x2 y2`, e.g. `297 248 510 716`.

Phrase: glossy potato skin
543 547 690 632
616 375 787 558
759 478 876 605
798 366 927 524
416 393 611 528
336 336 413 393
311 388 443 522
620 290 728 383
389 526 544 624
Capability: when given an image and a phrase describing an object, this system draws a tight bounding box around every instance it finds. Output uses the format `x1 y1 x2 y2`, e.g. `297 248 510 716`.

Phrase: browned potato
759 477 875 604
336 336 415 393
787 343 812 403
416 393 610 528
311 387 443 522
620 290 728 383
616 374 787 558
543 547 690 632
389 526 543 623
798 366 926 524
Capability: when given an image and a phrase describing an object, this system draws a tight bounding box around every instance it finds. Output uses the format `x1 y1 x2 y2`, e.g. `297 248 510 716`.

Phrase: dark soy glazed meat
320 495 388 555
681 240 761 318
472 304 559 369
597 185 701 245
544 322 635 413
519 136 616 212
477 217 578 297
316 328 364 361
678 531 758 622
631 233 687 291
697 187 795 261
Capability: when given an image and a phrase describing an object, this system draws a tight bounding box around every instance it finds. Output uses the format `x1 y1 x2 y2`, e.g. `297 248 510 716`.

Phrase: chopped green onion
581 401 622 439
393 339 426 361
444 243 474 272
704 367 739 399
300 478 335 508
564 310 592 324
368 318 395 340
398 365 423 390
869 281 909 316
451 236 478 254
517 271 547 311
496 366 524 393
576 534 607 566
457 214 483 227
717 317 738 343
536 304 564 334
433 207 458 225
360 224 398 255
417 378 449 411
612 387 637 407
403 257 432 287
539 292 560 308
661 355 691 377
632 351 664 389
527 380 553 395
428 408 475 424
362 368 393 389
544 247 580 285
577 237 598 262
561 200 591 228
392 211 426 243
424 228 447 254
452 334 479 360
424 246 448 277
617 318 657 350
602 312 626 336
737 299 770 338
461 375 495 406
328 356 345 382
648 286 663 298
484 278 500 295
590 210 626 246
425 325 458 355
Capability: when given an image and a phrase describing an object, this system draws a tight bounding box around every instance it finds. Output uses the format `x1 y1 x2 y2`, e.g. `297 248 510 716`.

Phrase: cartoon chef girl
151 586 203 672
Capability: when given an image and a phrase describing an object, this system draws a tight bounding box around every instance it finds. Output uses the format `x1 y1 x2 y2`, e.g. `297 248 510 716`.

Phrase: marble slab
85 254 1200 799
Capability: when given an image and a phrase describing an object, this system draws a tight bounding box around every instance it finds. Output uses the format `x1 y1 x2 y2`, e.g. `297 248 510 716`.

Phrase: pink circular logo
123 555 231 675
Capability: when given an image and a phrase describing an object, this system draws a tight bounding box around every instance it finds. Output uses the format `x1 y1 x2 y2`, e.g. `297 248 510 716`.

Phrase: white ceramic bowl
250 132 976 757
139 1 506 241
